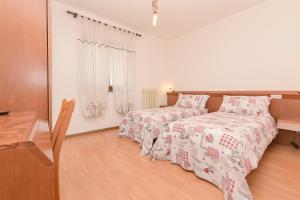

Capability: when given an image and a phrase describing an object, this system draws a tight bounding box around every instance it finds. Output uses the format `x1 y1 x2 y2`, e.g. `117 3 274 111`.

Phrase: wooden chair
51 99 75 200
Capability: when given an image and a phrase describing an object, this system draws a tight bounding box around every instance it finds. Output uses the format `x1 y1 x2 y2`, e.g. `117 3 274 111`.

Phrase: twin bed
119 94 209 155
119 93 279 200
152 111 277 200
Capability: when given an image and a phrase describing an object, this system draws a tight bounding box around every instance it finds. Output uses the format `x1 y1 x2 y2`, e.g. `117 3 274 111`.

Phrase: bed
119 94 209 155
152 96 278 200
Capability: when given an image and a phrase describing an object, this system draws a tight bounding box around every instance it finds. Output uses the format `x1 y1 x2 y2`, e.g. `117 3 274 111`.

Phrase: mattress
152 112 277 200
119 106 208 156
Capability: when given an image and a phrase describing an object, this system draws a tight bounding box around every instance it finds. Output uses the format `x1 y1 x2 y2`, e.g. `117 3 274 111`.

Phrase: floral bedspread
152 112 277 200
119 106 208 156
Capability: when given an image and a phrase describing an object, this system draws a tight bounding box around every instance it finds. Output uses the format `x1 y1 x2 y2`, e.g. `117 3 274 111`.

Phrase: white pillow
175 94 210 110
219 95 271 116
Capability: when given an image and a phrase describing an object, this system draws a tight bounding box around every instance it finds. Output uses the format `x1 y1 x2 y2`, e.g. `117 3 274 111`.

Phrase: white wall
52 0 300 135
52 2 170 135
168 0 300 91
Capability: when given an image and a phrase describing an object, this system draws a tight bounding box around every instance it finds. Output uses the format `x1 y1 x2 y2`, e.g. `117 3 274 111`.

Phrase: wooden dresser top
0 111 53 164
0 112 38 146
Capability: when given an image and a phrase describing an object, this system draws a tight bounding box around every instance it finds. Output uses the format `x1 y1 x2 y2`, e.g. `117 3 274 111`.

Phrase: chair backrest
51 99 75 200
52 99 75 165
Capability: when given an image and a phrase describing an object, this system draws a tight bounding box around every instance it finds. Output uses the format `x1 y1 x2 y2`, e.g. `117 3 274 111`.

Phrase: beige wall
52 2 170 134
168 0 300 91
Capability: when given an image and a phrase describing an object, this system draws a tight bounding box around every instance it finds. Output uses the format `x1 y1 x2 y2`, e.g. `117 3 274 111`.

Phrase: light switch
270 94 282 99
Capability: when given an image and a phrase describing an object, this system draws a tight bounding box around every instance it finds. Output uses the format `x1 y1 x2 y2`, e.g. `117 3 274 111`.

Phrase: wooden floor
60 129 300 200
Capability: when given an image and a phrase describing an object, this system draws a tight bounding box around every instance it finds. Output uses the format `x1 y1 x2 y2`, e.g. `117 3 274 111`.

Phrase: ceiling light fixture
152 0 158 27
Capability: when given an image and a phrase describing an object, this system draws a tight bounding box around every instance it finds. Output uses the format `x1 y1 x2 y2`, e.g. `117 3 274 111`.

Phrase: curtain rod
66 10 142 38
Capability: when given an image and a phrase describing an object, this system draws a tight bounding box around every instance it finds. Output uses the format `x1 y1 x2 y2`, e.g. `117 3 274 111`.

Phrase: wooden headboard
167 91 300 121
167 91 300 146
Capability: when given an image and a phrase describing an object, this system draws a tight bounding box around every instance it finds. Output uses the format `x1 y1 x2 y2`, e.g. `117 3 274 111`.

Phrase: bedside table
277 118 300 149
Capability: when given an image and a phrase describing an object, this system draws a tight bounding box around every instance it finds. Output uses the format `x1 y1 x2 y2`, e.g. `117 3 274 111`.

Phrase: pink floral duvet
152 112 277 200
119 106 208 156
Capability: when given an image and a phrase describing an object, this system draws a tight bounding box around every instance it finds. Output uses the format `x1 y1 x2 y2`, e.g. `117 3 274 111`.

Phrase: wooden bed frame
167 91 300 146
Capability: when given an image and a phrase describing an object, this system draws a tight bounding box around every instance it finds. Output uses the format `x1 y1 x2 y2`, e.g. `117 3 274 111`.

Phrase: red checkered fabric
172 123 185 133
226 175 235 193
183 161 189 168
176 154 182 164
166 135 172 144
144 116 153 126
179 148 188 161
176 155 189 168
219 134 239 150
207 146 219 160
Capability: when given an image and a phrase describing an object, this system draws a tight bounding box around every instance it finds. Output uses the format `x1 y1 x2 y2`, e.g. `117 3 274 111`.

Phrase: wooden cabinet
0 0 50 120
0 1 53 199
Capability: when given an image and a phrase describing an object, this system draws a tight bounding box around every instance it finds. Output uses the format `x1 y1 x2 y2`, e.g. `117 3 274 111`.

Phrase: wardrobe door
0 0 48 119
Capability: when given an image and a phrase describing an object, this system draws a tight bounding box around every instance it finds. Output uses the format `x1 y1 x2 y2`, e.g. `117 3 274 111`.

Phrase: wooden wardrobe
0 0 51 121
0 0 54 200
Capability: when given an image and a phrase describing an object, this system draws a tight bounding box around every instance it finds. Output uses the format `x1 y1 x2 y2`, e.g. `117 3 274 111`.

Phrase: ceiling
57 0 267 39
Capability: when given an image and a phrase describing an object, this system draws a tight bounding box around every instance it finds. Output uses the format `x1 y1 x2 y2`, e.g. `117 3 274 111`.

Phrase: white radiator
142 89 157 109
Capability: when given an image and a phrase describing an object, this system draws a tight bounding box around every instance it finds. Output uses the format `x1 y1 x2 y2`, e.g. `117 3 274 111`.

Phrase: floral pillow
175 94 210 110
219 95 271 116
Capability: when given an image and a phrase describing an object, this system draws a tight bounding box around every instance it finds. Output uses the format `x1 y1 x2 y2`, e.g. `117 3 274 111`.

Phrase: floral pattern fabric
152 112 277 200
119 106 208 155
175 94 210 110
219 96 271 116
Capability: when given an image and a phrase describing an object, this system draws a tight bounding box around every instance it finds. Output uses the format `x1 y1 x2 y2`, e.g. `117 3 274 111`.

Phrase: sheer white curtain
108 31 136 115
78 17 110 117
78 16 136 117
